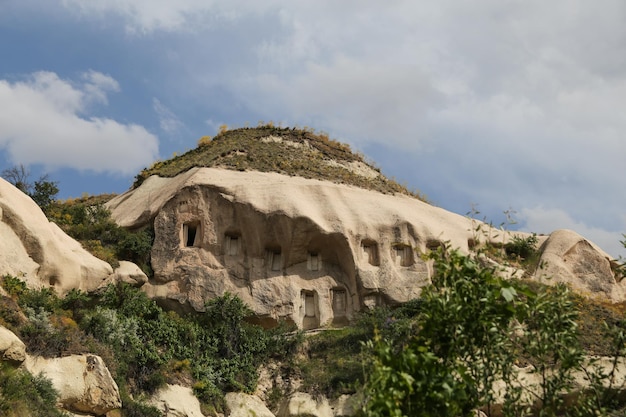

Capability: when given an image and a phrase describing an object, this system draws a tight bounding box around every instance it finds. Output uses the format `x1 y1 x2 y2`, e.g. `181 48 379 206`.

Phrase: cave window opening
266 248 282 271
308 252 321 271
394 245 414 267
362 240 380 266
225 233 241 256
183 222 199 247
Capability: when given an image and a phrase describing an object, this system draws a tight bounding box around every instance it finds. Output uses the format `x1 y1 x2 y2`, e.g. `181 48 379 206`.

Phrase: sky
1 0 625 258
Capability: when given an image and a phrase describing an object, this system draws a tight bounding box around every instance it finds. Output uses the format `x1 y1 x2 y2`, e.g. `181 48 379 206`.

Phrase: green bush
0 362 67 417
359 248 607 417
505 233 538 260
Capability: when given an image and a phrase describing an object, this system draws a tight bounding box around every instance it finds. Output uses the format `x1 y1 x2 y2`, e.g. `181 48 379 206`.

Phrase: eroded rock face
533 229 625 301
0 325 26 364
22 354 121 415
106 168 623 328
0 178 113 295
225 392 276 417
149 384 204 417
277 392 333 417
105 260 149 288
107 168 474 328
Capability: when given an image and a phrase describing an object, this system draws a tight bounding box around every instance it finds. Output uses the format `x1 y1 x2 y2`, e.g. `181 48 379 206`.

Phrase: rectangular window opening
183 223 199 247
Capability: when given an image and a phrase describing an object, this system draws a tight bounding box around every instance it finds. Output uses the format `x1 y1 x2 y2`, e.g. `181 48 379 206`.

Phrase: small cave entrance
182 222 201 248
393 244 414 267
361 239 380 266
301 290 319 330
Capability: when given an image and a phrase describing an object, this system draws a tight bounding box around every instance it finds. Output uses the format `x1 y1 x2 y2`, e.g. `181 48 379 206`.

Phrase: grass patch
132 125 427 201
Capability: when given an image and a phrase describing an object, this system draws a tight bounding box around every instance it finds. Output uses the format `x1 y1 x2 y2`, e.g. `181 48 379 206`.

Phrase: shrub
0 362 67 417
505 233 538 260
360 248 595 416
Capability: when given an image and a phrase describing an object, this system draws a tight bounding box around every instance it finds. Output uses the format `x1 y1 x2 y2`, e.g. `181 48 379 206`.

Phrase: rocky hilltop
104 127 624 329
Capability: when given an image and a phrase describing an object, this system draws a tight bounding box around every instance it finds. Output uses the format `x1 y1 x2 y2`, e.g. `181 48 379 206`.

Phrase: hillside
132 125 426 200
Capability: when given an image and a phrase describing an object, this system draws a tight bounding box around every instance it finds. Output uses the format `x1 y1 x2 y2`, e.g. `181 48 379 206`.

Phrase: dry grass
133 125 428 201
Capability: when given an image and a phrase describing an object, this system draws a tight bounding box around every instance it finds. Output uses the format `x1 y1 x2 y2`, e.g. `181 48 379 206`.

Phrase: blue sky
1 0 625 257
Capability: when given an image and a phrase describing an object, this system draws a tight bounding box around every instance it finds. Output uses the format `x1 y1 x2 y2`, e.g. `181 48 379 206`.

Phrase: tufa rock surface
149 384 204 417
22 354 122 415
0 325 26 364
106 166 624 328
0 178 113 295
225 392 276 417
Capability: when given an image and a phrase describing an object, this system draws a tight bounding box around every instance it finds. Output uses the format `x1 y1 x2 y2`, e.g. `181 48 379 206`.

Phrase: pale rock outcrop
23 354 121 415
0 178 113 295
149 384 204 417
533 229 625 301
106 168 477 327
331 394 360 417
104 260 148 288
278 392 333 417
225 392 275 417
106 168 622 328
0 325 26 364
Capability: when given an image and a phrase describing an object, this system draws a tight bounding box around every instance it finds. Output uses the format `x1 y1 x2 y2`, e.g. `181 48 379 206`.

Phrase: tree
2 164 59 213
360 248 593 417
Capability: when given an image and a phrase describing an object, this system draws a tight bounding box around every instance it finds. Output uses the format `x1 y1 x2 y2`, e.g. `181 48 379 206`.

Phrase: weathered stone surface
106 168 624 328
330 394 360 417
277 392 333 417
0 325 26 364
105 260 148 288
0 178 113 295
107 168 476 327
533 229 625 301
149 384 204 417
225 392 275 417
23 354 121 415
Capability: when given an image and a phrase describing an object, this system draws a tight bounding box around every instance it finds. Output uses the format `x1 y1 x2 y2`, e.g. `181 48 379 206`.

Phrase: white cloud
51 1 626 255
0 71 159 175
519 207 625 259
61 0 280 33
153 98 185 135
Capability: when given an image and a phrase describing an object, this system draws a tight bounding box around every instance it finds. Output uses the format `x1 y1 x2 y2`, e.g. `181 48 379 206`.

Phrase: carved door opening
301 290 319 329
332 289 347 316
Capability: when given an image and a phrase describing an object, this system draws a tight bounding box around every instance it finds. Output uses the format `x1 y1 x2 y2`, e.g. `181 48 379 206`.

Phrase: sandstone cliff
106 167 624 329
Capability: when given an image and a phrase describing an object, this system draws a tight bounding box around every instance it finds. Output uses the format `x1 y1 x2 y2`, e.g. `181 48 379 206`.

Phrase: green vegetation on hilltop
133 125 427 200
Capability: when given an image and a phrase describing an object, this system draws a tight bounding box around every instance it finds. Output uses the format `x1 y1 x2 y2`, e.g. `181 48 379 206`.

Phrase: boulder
22 354 121 415
0 178 113 295
0 325 26 364
149 384 204 417
533 229 625 301
277 392 333 417
225 392 275 417
105 261 148 288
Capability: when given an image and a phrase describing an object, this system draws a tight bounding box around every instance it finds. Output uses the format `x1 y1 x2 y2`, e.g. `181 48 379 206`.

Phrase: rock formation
23 354 121 415
225 392 276 417
106 167 623 329
149 384 204 417
0 178 113 295
0 325 26 364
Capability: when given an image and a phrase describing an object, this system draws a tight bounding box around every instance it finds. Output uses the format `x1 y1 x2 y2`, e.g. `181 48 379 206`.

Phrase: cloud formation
0 71 159 175
45 1 626 254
